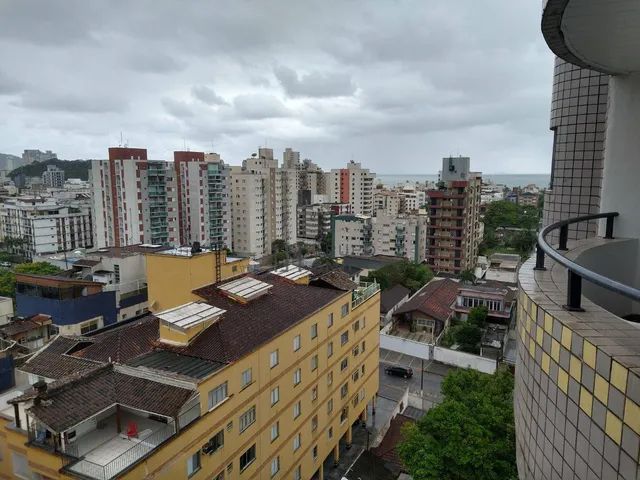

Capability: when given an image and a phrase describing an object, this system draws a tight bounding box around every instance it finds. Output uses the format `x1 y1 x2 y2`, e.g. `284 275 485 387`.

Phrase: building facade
0 197 93 259
542 58 608 242
229 148 297 258
327 161 375 216
0 267 380 480
22 149 57 165
41 165 65 189
426 157 482 275
370 213 428 263
516 3 640 480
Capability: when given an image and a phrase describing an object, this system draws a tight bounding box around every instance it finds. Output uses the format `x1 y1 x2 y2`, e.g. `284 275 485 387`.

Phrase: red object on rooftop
126 421 138 438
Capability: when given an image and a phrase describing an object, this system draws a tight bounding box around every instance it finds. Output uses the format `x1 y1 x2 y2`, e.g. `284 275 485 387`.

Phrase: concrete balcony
516 217 640 479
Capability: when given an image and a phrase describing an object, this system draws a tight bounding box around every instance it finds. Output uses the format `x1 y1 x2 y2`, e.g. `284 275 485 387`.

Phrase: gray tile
621 425 639 461
560 346 571 370
569 378 581 404
609 385 625 418
627 372 640 405
618 451 636 480
576 432 589 462
571 333 583 356
589 424 605 451
596 350 611 380
582 365 595 392
592 398 607 430
603 436 620 471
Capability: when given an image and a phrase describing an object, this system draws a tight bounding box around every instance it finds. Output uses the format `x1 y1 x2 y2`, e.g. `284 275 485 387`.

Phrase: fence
380 333 497 374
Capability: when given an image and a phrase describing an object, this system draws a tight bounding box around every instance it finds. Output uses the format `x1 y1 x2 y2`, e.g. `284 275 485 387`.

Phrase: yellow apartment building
145 246 250 312
0 264 380 480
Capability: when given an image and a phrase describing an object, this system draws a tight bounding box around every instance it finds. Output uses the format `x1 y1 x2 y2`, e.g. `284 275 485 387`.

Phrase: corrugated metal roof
128 350 225 379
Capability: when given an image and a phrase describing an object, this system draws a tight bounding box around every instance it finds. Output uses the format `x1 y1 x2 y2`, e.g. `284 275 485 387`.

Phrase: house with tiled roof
1 265 381 480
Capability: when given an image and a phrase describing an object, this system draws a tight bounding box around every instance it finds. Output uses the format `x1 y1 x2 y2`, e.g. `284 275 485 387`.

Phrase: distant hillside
0 153 21 170
8 159 91 181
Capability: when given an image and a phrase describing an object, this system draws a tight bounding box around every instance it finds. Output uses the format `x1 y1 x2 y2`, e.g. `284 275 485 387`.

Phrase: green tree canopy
0 262 63 298
398 368 517 480
363 261 433 293
483 200 539 231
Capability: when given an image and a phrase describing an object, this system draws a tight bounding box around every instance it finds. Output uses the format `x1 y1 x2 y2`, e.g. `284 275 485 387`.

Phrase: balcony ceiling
542 0 640 75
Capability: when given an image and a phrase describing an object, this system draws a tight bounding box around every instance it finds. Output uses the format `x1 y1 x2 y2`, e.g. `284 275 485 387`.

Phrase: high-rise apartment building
22 149 57 165
92 148 231 250
41 165 65 189
0 197 93 258
230 148 297 257
1 262 380 480
425 156 481 275
516 3 640 480
542 58 608 242
327 161 375 216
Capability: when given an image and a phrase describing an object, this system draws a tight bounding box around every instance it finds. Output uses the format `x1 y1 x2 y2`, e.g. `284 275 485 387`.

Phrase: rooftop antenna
119 132 123 147
183 138 187 151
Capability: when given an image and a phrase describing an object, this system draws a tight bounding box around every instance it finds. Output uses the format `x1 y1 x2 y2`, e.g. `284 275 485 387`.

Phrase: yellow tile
583 340 596 369
520 327 526 344
579 387 593 416
561 326 572 350
594 374 609 405
558 368 569 393
529 338 535 357
525 316 532 333
530 302 537 320
625 399 640 435
542 353 550 374
551 339 560 362
606 411 623 444
569 355 582 381
544 313 553 334
610 361 628 394
536 327 543 346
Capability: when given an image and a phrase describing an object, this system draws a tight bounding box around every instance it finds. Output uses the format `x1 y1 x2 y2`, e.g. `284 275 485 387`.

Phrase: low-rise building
0 314 53 351
370 213 428 262
485 253 520 284
0 197 93 259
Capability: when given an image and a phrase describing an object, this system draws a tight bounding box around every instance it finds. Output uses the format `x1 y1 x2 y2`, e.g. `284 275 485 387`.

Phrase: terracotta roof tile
380 285 411 313
394 278 459 321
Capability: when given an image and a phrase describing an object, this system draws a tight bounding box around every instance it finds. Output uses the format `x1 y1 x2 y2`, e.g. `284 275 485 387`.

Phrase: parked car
384 365 413 378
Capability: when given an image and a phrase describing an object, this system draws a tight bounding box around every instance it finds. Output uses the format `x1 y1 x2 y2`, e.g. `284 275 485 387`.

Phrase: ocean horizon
377 173 550 189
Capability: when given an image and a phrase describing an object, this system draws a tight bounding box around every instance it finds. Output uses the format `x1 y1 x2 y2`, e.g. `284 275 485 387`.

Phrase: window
12 452 29 479
327 341 334 358
270 422 279 442
311 385 318 402
352 345 360 357
270 386 280 406
328 427 333 439
293 433 301 451
293 401 301 419
311 414 318 432
208 382 228 410
311 354 318 371
341 331 349 345
341 383 349 398
362 340 366 352
241 368 252 388
270 350 279 368
341 303 349 317
311 323 318 339
312 445 318 460
352 370 360 382
352 319 360 332
361 364 365 376
327 312 334 327
205 429 224 454
271 457 280 477
293 368 301 386
327 398 334 414
240 444 256 471
239 406 256 432
340 407 349 423
293 334 301 351
80 319 99 335
340 358 348 371
214 472 224 480
294 465 301 480
327 371 333 386
187 451 201 477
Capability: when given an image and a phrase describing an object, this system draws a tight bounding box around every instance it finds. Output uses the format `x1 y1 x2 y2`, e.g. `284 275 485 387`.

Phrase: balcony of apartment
351 281 380 309
517 212 640 478
27 402 200 480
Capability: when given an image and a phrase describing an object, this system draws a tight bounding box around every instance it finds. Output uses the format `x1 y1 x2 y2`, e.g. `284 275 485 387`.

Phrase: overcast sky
0 1 554 174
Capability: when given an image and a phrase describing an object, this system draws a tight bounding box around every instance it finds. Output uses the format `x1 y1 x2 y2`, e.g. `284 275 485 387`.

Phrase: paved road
378 348 452 398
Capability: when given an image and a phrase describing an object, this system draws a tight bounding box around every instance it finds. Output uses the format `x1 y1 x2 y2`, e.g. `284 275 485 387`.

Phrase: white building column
600 72 640 239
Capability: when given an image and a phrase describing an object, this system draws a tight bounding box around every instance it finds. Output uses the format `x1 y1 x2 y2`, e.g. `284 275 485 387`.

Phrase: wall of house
16 291 117 328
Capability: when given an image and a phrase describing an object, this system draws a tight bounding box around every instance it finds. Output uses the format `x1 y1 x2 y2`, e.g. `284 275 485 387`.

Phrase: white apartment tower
230 148 297 257
327 161 375 216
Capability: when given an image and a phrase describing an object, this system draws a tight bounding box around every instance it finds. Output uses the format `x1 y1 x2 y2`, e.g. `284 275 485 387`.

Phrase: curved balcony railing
534 211 640 311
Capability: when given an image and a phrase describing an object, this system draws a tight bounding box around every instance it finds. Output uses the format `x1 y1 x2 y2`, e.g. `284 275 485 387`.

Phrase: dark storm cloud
0 0 554 173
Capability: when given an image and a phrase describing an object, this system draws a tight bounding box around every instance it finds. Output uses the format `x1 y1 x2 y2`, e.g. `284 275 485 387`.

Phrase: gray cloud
0 0 554 174
191 85 227 106
232 94 290 119
274 66 356 98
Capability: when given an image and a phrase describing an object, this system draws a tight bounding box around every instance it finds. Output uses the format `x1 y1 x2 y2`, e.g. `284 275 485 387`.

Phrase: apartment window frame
208 382 228 411
311 354 318 371
293 433 302 451
293 400 301 419
341 303 349 317
327 312 334 327
270 386 280 406
327 341 334 358
293 334 301 351
239 406 256 433
187 451 201 478
239 444 256 472
270 456 280 478
270 349 279 368
293 368 302 386
270 421 280 442
341 331 349 345
241 368 253 389
310 323 318 339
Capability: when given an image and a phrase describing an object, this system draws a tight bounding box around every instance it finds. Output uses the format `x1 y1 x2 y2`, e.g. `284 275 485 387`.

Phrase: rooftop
157 301 225 330
88 244 170 259
395 278 460 322
380 284 411 313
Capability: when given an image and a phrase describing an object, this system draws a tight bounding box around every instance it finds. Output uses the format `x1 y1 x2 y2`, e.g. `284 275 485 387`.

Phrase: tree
364 261 433 293
0 262 63 298
459 269 476 284
398 368 517 480
509 230 537 256
320 232 333 255
271 239 287 254
468 305 488 328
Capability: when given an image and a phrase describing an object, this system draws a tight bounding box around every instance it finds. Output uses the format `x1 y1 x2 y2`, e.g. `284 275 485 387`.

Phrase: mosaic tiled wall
542 58 608 243
515 290 640 480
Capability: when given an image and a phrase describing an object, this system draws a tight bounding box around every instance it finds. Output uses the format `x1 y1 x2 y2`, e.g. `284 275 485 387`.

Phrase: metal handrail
535 211 640 310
